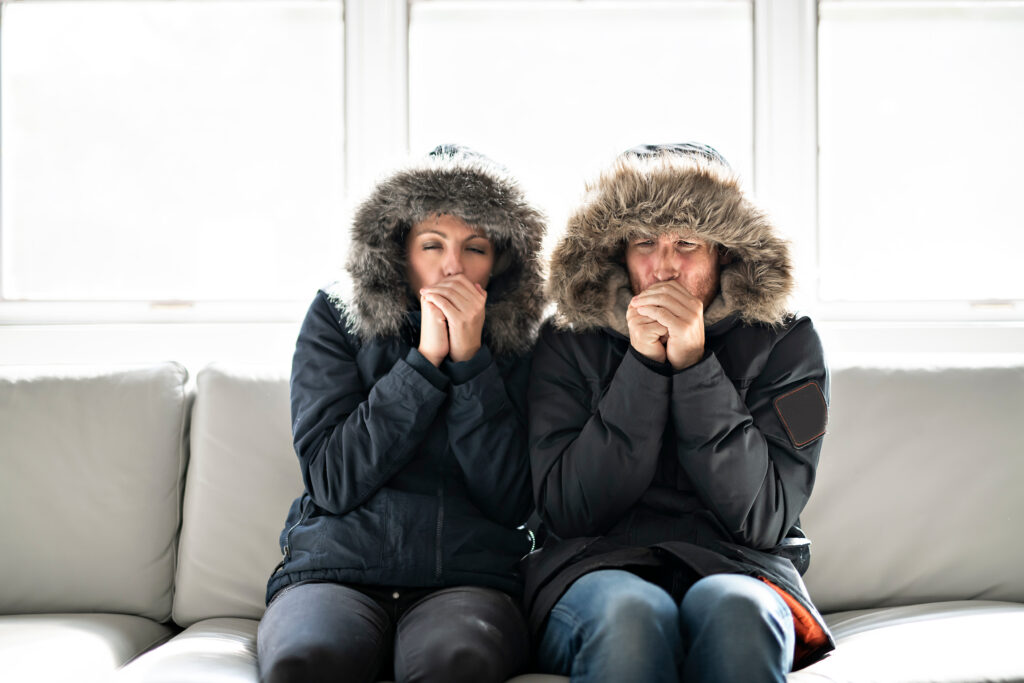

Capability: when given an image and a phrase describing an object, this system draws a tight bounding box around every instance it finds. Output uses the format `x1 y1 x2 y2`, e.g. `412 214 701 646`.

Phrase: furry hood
334 145 547 356
548 144 793 334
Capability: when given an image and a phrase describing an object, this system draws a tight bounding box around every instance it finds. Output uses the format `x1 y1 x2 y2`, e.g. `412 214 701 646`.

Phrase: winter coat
524 145 835 668
266 145 547 602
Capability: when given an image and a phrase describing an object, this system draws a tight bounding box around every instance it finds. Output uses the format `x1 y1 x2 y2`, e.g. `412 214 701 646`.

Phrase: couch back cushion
0 364 189 621
172 365 302 626
802 365 1024 613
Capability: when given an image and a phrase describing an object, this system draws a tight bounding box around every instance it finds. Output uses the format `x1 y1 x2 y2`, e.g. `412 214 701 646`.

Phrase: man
525 143 834 682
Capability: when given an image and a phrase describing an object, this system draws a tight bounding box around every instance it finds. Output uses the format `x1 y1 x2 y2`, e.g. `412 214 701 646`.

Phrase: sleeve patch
773 381 828 448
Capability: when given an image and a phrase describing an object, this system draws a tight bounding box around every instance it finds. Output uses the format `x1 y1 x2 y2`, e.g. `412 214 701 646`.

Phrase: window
409 0 753 250
1 0 345 304
1 0 1020 350
818 1 1024 305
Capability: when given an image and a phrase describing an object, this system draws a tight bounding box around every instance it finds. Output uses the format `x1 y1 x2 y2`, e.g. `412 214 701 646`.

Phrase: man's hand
418 296 449 367
626 301 669 364
629 280 705 370
420 274 487 362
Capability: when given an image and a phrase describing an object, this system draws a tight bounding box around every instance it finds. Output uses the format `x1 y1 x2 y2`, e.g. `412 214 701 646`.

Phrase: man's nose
652 247 679 282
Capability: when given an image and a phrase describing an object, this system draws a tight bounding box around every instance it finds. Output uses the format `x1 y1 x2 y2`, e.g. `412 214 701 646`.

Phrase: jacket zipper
282 496 312 559
434 483 444 581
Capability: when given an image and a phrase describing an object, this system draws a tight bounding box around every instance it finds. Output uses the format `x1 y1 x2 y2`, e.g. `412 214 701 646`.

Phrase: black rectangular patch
773 381 828 448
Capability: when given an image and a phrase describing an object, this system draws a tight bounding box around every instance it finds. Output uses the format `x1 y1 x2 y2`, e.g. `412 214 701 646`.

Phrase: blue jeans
537 569 795 683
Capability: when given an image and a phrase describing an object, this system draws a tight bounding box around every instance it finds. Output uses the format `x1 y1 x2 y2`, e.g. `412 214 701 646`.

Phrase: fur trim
333 149 547 356
549 152 793 332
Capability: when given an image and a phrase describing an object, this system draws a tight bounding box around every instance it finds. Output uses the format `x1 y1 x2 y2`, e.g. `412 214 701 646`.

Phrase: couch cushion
113 617 258 682
113 617 570 683
801 366 1024 613
0 364 189 621
787 601 1024 682
172 365 303 626
0 613 174 683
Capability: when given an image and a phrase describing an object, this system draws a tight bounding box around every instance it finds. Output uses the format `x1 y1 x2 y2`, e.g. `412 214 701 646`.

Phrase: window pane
819 2 1024 302
1 1 344 301
409 1 753 250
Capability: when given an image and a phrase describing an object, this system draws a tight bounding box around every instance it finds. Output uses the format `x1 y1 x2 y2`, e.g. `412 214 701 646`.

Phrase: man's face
624 232 724 308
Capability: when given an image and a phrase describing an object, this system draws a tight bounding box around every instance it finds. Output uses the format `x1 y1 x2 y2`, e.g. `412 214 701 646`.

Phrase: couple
256 143 834 683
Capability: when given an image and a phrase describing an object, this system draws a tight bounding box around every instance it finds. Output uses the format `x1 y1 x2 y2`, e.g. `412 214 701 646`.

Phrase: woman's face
406 214 495 293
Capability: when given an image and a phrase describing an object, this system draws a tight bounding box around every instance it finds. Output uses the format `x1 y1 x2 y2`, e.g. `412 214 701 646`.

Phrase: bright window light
409 0 753 250
1 1 345 302
819 1 1024 303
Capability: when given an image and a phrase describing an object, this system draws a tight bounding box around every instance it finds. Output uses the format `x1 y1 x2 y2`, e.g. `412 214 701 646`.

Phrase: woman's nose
442 250 464 276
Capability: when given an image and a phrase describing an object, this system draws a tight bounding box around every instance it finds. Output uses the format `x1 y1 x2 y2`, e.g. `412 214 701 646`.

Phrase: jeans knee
586 583 680 655
605 587 677 628
685 575 789 625
680 575 795 681
681 574 795 664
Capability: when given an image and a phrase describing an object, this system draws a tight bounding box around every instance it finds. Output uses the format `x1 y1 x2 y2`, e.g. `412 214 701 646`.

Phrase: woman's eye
467 246 487 255
677 241 696 249
422 242 441 251
635 240 655 248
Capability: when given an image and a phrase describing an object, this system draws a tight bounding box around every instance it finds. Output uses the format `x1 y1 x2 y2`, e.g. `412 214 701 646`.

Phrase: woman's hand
418 296 450 367
420 274 487 362
629 280 705 370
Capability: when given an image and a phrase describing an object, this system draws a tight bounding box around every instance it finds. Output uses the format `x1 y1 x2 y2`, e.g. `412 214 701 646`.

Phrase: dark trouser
256 581 529 683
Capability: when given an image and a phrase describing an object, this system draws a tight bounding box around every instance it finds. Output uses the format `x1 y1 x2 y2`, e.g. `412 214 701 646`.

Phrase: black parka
266 146 547 601
524 145 835 669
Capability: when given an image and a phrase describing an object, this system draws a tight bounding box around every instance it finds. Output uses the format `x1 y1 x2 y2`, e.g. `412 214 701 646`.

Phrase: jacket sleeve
290 291 448 515
443 345 534 528
670 316 828 549
529 326 672 538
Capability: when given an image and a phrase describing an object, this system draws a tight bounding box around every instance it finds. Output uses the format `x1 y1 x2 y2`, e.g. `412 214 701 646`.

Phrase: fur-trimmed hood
548 144 793 334
332 145 547 356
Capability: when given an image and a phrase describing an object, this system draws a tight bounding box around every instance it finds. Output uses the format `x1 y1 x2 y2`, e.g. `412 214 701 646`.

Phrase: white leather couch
1 361 1022 683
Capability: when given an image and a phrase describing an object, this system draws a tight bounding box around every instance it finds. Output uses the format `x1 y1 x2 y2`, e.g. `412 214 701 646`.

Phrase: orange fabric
759 577 828 666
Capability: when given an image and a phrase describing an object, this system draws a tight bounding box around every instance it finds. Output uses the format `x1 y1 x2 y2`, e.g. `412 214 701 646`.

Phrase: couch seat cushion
0 613 174 683
788 600 1024 682
113 616 573 683
114 618 259 682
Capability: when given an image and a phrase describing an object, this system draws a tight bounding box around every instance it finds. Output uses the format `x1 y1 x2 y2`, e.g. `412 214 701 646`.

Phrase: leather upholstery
172 365 302 627
802 366 1024 613
0 363 188 621
0 614 174 683
5 362 1024 682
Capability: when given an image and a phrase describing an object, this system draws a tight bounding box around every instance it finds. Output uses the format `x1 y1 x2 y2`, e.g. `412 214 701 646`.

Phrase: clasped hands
418 274 487 366
627 280 705 371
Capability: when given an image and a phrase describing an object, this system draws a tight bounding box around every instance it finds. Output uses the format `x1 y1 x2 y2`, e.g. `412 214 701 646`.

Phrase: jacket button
392 591 400 600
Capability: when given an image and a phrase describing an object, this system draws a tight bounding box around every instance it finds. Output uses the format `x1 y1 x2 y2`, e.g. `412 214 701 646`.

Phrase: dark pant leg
257 582 392 683
393 586 530 683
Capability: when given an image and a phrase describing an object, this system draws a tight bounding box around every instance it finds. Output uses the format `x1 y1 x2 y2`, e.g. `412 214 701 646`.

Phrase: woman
258 145 546 683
